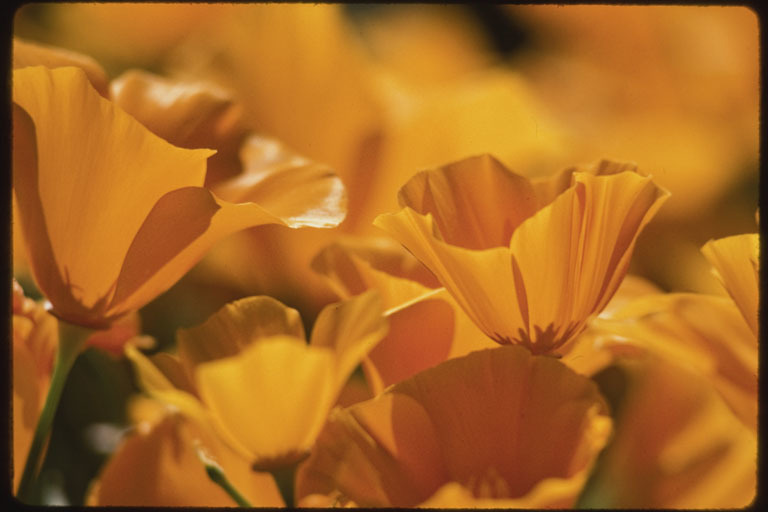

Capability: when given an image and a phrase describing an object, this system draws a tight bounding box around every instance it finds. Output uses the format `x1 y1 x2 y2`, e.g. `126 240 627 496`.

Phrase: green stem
196 444 252 507
16 321 92 503
270 463 298 508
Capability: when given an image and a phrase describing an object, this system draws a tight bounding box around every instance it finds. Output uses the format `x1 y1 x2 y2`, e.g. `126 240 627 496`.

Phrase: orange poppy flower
374 155 668 355
296 345 611 507
12 65 346 329
127 291 387 470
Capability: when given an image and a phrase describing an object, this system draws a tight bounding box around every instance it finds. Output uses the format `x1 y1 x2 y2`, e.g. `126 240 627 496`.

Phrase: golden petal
309 290 388 388
701 233 759 336
13 66 214 326
13 38 109 96
177 295 305 373
195 336 337 462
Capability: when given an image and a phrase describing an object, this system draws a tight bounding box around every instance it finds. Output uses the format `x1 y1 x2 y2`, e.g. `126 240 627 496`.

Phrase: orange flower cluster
11 4 757 508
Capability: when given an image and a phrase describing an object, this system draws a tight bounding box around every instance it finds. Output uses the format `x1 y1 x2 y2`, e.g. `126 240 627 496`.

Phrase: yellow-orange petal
177 295 305 374
297 345 611 507
309 290 388 388
12 332 42 494
195 336 337 464
13 38 109 96
87 412 282 506
591 293 757 431
701 233 759 336
505 170 668 352
213 134 347 228
396 154 538 250
110 69 247 186
584 358 756 508
13 66 214 326
311 236 441 303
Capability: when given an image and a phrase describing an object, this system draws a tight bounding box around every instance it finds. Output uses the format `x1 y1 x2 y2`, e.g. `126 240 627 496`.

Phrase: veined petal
309 290 388 388
13 38 109 96
195 336 337 465
297 346 611 507
213 135 347 228
177 295 305 373
506 170 668 352
13 66 214 326
375 207 526 345
397 154 538 250
701 233 759 336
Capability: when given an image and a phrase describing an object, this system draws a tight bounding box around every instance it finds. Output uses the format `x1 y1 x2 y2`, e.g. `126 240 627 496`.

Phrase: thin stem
16 321 92 503
196 443 252 507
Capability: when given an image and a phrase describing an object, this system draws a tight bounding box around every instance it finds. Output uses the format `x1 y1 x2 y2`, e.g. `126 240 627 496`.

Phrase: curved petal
396 154 538 250
13 38 109 96
13 66 214 326
88 412 282 506
701 233 759 336
298 346 611 506
110 69 247 186
177 295 305 373
195 336 337 465
213 135 347 228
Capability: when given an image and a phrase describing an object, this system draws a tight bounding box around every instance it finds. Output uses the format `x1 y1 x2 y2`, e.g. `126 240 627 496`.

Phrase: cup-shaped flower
374 155 668 354
701 233 759 337
127 290 387 470
12 65 346 328
296 345 611 507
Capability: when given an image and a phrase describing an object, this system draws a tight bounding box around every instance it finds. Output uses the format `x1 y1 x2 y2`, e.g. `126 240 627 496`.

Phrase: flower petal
110 69 247 186
213 134 347 228
13 66 214 325
13 38 109 96
396 154 538 250
309 290 388 388
88 412 282 506
195 336 337 464
177 295 305 373
701 233 759 336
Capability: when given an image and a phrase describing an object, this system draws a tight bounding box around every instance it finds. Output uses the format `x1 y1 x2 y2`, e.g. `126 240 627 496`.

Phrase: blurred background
12 4 759 505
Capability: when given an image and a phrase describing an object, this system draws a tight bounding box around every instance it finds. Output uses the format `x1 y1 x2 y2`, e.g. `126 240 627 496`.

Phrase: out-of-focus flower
296 345 611 507
313 237 495 394
15 3 234 73
127 291 387 470
12 65 345 329
701 233 759 336
375 155 668 354
87 397 282 506
581 357 755 508
12 280 143 493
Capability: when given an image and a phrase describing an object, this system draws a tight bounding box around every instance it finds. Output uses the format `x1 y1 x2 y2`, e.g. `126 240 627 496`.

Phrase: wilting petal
196 337 337 466
110 70 247 186
309 290 388 387
297 346 611 507
584 358 756 508
177 295 305 373
13 38 109 96
13 66 213 326
701 233 759 336
88 411 282 506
